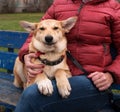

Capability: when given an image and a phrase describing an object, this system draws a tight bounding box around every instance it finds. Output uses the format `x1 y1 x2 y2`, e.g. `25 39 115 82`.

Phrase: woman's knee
69 75 94 89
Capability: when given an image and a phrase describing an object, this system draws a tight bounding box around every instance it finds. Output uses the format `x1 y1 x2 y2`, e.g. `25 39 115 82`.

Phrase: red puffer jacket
19 0 120 84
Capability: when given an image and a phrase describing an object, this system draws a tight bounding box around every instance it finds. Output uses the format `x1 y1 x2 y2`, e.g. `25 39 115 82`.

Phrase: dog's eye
39 27 45 31
53 27 58 30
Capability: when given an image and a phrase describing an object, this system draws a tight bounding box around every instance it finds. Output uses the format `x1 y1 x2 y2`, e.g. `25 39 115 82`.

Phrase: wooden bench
0 30 29 112
0 30 119 112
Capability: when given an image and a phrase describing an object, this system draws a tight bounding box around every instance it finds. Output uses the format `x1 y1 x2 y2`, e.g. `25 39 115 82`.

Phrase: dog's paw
57 81 71 98
37 79 53 96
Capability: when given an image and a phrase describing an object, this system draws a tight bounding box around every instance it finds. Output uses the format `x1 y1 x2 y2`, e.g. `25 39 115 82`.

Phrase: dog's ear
61 16 77 33
20 21 37 32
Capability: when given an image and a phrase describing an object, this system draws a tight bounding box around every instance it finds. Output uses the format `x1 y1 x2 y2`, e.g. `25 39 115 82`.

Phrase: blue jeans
15 76 115 112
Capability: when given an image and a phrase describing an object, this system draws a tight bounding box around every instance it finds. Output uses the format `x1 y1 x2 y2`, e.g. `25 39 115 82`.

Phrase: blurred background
0 0 53 31
0 0 53 13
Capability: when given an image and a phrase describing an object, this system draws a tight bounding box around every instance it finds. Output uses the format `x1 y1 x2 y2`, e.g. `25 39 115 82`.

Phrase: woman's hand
24 53 44 79
88 71 114 91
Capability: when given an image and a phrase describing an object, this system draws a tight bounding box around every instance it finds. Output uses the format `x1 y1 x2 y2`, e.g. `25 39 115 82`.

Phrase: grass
0 13 44 72
0 13 44 31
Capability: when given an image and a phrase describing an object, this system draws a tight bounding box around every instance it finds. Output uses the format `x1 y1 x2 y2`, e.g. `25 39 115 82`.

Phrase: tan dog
13 17 77 98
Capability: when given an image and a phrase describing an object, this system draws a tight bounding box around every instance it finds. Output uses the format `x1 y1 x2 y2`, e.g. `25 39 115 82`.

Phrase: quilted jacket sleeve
18 33 33 62
105 4 120 84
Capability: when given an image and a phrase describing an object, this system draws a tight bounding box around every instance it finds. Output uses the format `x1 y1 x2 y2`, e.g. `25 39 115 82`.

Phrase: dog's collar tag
38 55 64 66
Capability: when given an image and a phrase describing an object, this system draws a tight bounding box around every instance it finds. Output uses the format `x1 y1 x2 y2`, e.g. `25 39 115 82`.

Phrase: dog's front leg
13 57 26 88
55 69 71 98
35 73 53 96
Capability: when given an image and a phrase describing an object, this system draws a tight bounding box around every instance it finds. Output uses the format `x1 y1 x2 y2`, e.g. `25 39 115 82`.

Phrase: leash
66 50 88 75
66 50 114 105
69 0 119 110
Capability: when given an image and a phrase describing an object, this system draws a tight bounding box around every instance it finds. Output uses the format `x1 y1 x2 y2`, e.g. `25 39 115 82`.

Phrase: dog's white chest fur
38 53 69 78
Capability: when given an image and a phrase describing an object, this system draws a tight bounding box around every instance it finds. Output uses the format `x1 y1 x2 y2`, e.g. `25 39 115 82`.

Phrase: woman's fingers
88 72 113 91
24 53 44 78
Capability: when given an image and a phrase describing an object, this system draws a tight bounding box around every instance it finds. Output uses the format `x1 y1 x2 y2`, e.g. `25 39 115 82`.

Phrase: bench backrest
0 30 118 73
0 30 29 73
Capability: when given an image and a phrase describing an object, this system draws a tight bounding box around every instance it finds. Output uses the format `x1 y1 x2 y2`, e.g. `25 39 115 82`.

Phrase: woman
15 0 120 111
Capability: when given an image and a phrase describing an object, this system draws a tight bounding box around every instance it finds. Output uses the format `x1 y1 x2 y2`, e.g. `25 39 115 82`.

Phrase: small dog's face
36 20 66 45
20 17 77 52
33 20 68 52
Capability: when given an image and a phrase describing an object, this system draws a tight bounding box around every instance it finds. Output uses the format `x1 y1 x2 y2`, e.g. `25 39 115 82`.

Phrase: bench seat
0 72 22 110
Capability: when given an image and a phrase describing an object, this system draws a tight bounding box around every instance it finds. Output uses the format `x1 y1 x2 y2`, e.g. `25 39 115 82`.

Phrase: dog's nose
45 36 53 43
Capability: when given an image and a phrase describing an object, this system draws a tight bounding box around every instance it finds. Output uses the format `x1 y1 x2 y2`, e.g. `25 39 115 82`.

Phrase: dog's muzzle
45 35 54 45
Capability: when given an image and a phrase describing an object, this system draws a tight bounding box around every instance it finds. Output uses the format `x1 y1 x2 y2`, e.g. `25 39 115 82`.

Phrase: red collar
35 51 45 57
